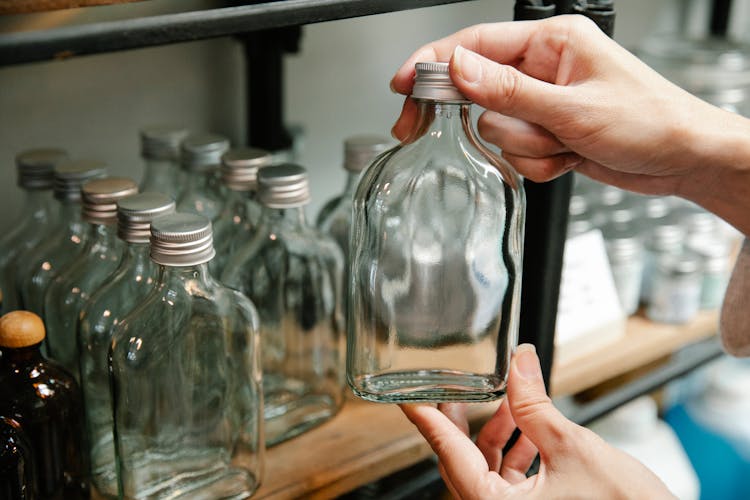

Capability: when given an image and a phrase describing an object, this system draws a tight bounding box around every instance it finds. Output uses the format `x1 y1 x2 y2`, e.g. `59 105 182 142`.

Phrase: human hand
400 344 675 499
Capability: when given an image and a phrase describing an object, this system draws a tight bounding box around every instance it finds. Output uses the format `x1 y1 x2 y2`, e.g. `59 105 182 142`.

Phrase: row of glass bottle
0 130 391 499
567 173 738 323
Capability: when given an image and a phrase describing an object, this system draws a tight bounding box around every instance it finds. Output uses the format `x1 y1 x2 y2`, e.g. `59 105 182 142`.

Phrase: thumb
450 45 566 126
506 344 578 459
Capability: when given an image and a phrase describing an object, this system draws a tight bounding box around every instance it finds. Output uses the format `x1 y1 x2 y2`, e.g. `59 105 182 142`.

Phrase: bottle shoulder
0 357 80 413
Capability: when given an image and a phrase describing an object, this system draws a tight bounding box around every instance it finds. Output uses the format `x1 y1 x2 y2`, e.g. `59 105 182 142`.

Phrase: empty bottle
139 125 189 199
77 192 175 499
18 160 107 317
0 416 36 500
110 213 263 499
0 311 88 499
0 148 68 314
222 164 344 446
44 177 138 377
176 133 229 222
348 62 525 403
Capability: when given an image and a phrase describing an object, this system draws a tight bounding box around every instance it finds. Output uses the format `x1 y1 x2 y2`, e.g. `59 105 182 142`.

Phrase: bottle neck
405 100 471 144
58 199 85 229
0 344 44 367
262 205 309 230
183 169 213 191
86 221 120 247
120 241 153 269
21 189 56 225
343 171 361 195
158 262 215 289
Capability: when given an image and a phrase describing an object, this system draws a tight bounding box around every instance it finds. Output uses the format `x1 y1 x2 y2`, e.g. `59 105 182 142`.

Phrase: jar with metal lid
176 133 229 222
603 225 645 315
692 238 732 309
647 252 702 324
640 221 686 304
139 125 189 199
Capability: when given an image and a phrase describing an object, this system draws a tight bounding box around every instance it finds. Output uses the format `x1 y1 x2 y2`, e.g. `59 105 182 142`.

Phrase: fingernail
453 45 482 84
515 344 541 380
390 80 397 94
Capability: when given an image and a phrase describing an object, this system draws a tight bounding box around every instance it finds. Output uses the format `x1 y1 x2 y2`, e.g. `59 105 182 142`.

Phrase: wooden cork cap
0 311 46 348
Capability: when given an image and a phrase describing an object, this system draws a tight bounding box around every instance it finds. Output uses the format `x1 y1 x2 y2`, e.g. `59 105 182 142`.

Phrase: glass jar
0 416 36 500
210 147 273 277
110 213 262 499
77 192 175 499
0 311 89 499
18 160 107 317
221 164 344 446
44 177 138 377
603 225 645 316
317 135 391 261
640 220 686 305
692 239 732 309
0 148 68 314
139 125 189 199
347 62 525 403
647 252 702 324
176 133 229 222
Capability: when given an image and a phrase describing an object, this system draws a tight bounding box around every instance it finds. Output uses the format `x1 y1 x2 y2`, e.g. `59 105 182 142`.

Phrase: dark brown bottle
1 416 36 500
0 311 89 500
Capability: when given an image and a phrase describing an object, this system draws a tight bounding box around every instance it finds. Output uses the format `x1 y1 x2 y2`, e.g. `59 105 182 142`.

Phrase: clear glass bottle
647 252 702 324
18 160 107 317
77 192 175 499
603 225 645 316
110 213 262 499
139 125 189 199
44 177 138 377
347 62 525 403
317 135 391 260
210 147 273 277
0 416 36 500
222 164 344 446
176 133 229 222
640 220 686 305
0 311 89 499
0 148 68 315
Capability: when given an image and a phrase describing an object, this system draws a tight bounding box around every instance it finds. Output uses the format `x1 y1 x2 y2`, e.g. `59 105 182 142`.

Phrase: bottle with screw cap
0 148 68 314
348 62 525 403
317 135 391 261
210 147 273 276
44 177 138 377
139 125 189 199
18 160 107 318
110 213 262 499
222 164 344 446
0 310 89 499
176 133 229 222
0 416 36 500
77 192 175 499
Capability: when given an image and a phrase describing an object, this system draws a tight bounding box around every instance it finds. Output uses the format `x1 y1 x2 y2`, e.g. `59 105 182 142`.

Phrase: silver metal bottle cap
648 222 685 253
117 192 176 243
220 147 274 191
150 213 215 267
257 164 310 208
140 125 189 161
53 160 108 202
81 177 139 224
181 133 230 172
344 135 391 172
412 62 469 103
16 148 68 190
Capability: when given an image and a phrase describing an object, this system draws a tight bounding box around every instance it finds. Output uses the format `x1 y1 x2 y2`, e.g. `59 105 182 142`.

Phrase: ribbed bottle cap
16 148 68 190
140 125 189 161
181 133 230 172
0 311 45 348
53 160 108 202
82 177 139 224
117 192 176 243
257 164 310 208
412 62 469 102
150 213 215 267
344 135 391 172
220 147 273 191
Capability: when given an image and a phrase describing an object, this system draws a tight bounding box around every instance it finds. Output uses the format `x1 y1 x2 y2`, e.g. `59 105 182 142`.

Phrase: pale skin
392 14 750 499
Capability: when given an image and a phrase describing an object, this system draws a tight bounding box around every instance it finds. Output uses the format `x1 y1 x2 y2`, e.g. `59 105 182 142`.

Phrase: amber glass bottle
0 416 36 499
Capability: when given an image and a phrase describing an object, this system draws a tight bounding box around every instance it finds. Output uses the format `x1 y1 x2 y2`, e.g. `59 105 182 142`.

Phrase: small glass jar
640 221 686 305
139 125 189 199
693 239 732 309
347 62 525 403
603 225 644 316
647 252 702 324
176 133 229 222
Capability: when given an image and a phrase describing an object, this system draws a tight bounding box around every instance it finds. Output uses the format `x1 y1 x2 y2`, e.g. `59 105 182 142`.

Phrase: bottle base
265 392 340 447
350 370 505 403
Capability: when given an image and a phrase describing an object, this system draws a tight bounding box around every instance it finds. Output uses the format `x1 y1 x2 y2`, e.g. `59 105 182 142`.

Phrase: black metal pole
710 0 733 37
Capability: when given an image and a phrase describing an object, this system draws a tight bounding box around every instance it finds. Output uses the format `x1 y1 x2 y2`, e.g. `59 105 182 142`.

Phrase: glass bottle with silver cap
222 164 344 446
640 219 686 305
211 147 274 276
602 224 645 316
176 133 229 222
647 252 702 324
348 62 525 403
18 160 107 317
317 135 391 261
77 192 175 499
139 125 189 199
45 177 139 377
110 213 262 499
0 148 68 314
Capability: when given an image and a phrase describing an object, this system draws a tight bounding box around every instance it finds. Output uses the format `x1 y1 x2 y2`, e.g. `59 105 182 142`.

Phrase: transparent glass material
77 242 158 498
348 101 525 403
177 171 225 222
222 207 344 446
18 201 89 317
140 159 183 200
0 416 36 500
110 263 262 499
317 170 359 262
211 190 263 277
0 190 57 314
44 224 123 378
